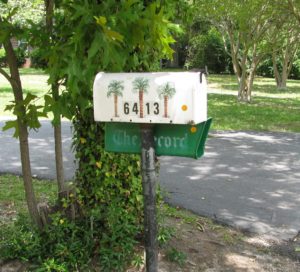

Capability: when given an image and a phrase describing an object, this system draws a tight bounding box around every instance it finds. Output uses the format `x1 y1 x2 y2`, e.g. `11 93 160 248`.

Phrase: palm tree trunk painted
114 94 118 117
164 96 168 118
139 90 144 118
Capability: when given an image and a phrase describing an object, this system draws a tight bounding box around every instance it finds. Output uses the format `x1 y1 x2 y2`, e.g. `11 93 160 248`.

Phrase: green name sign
105 118 212 159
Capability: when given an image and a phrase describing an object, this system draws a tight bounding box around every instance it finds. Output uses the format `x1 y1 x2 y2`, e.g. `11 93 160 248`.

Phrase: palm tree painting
132 77 149 118
107 80 124 117
157 82 176 118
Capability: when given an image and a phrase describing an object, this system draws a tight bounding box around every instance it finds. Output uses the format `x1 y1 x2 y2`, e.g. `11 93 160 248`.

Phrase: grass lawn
208 74 300 99
0 68 49 117
208 94 300 132
1 68 299 133
0 174 57 225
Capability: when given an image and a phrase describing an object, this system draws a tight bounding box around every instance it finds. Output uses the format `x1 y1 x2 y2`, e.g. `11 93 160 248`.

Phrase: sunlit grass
0 68 49 116
208 74 300 98
208 94 300 132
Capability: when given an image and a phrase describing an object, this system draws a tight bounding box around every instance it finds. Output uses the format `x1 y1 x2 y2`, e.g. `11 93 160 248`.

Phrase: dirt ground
156 216 300 271
1 208 300 272
129 207 300 272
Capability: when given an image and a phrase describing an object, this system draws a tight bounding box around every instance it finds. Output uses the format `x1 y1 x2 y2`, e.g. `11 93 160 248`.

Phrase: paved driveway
160 131 300 241
1 119 299 241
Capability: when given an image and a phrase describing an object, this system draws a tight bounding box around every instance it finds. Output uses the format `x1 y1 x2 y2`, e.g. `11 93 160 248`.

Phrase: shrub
0 213 94 271
30 49 48 69
185 28 231 73
14 47 26 67
0 108 145 271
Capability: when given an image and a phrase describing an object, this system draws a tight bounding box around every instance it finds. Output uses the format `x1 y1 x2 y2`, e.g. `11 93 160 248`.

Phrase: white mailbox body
93 72 207 125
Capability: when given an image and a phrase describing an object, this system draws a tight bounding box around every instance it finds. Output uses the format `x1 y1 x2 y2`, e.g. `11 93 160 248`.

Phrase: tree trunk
273 42 298 90
53 84 65 193
272 51 282 88
3 39 42 229
237 54 249 102
246 67 256 103
45 0 65 194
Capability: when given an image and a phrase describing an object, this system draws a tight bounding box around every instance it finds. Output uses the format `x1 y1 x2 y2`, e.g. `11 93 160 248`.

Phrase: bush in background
30 48 48 69
257 54 300 80
185 27 231 73
0 47 26 68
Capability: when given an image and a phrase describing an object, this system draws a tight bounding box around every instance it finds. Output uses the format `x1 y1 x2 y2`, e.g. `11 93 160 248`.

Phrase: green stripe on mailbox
105 118 212 159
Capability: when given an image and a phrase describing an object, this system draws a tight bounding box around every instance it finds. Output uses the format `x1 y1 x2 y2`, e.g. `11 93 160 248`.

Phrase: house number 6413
123 102 160 116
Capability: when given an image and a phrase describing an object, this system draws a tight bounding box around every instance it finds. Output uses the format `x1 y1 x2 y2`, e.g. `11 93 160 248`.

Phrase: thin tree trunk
45 0 65 193
238 54 248 102
53 84 65 193
272 51 281 87
3 39 42 229
247 67 256 103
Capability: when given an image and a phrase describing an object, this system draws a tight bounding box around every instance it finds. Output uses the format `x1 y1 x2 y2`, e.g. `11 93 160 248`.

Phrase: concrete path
1 119 299 241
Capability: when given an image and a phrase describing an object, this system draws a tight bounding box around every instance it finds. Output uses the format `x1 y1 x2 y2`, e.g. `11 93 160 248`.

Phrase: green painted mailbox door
105 119 212 159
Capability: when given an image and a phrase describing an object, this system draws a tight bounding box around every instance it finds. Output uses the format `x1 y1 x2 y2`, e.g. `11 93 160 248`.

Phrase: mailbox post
93 72 211 271
141 124 158 271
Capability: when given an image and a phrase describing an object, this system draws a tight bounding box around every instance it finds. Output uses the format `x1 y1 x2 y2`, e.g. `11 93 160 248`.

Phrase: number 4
132 103 138 114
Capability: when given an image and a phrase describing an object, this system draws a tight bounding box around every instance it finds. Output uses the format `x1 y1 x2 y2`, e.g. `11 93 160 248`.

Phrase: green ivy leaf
104 29 124 42
95 16 107 27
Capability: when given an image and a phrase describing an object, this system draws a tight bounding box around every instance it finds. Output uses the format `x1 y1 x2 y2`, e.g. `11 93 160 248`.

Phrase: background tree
262 2 300 89
107 80 124 117
288 0 300 24
196 0 275 102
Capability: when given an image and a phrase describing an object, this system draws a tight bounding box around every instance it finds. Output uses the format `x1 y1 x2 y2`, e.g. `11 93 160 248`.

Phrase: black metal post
140 124 158 272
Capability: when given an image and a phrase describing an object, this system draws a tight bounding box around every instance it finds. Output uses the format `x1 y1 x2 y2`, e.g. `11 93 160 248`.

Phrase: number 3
153 103 159 115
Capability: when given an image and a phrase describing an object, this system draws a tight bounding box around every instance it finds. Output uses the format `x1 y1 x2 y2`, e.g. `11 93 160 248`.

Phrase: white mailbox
93 72 207 125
